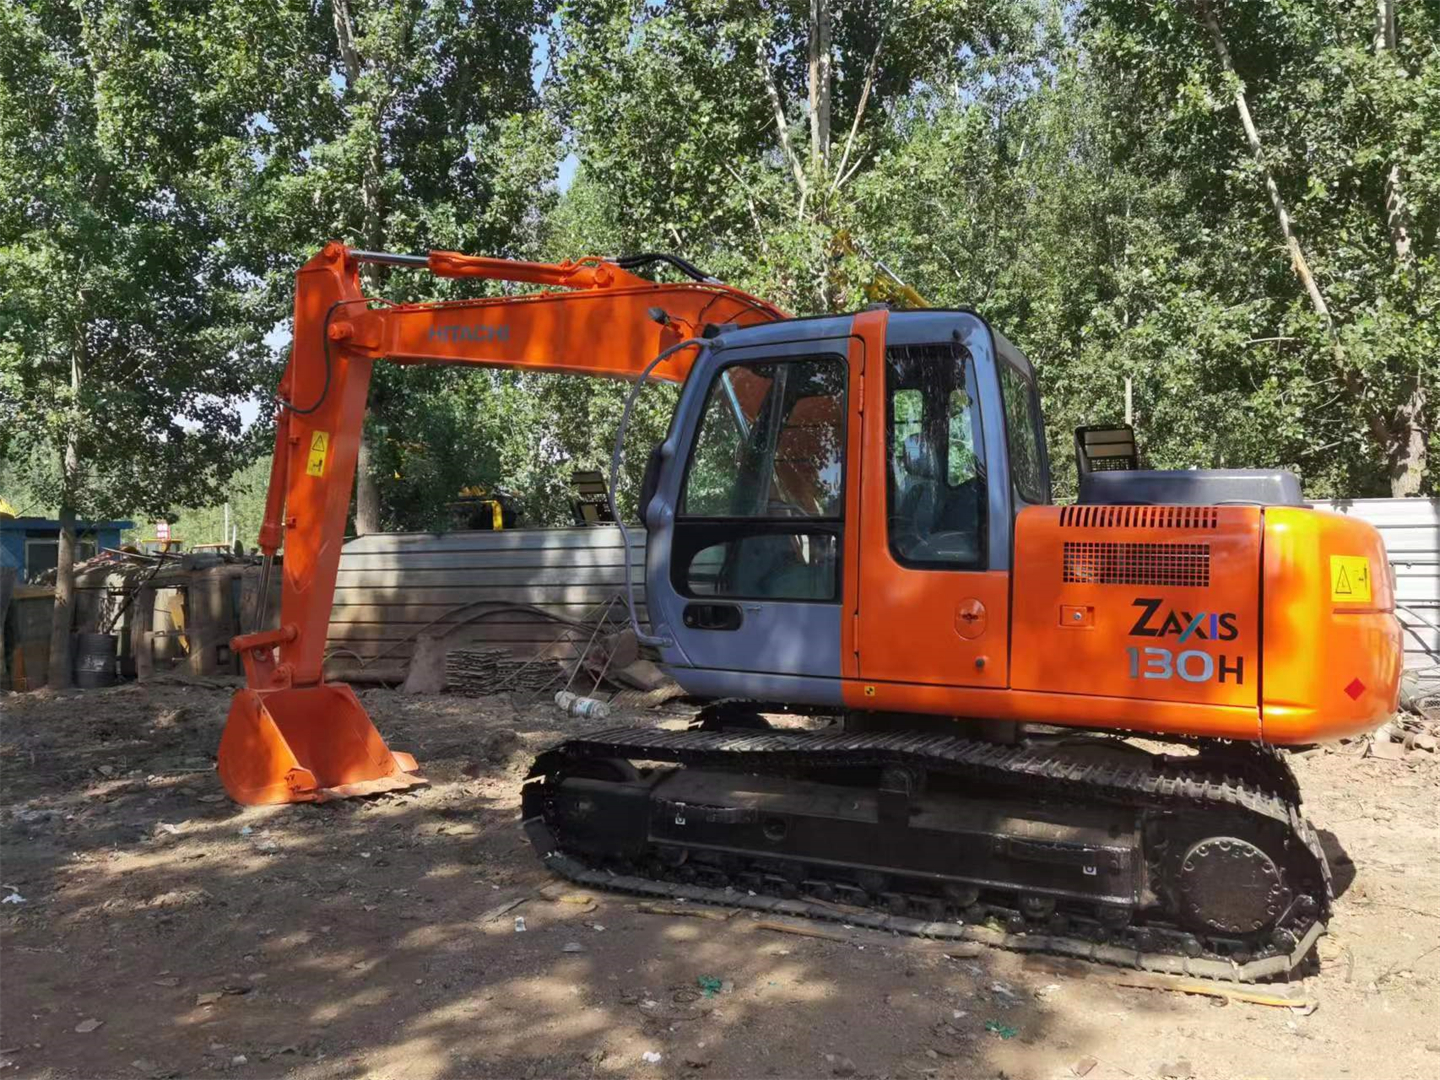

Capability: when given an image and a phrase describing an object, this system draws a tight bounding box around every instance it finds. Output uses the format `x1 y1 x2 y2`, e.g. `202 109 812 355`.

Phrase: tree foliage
3 0 1435 592
0 1 296 684
0 1 274 520
226 0 560 532
1078 0 1438 496
549 0 1030 310
550 0 1435 499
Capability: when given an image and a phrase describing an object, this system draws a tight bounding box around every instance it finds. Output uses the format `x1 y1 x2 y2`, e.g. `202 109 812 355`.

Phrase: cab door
645 328 858 702
852 311 1012 691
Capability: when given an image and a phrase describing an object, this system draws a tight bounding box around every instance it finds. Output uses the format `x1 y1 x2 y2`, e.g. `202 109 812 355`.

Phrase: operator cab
643 309 1049 703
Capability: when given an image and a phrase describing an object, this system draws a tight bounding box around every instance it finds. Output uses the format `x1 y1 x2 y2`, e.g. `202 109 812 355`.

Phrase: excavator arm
219 241 785 804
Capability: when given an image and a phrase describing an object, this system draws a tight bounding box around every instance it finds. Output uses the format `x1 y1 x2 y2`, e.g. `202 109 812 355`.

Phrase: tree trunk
1374 0 1414 265
805 0 836 309
1196 1 1338 349
331 0 386 257
354 411 381 535
48 342 84 689
832 24 886 192
47 502 78 690
1373 0 1395 51
0 565 13 689
807 0 832 172
1365 0 1422 495
1192 1 1430 492
1371 0 1424 495
333 0 388 532
1386 379 1427 497
332 0 363 83
1383 163 1413 265
758 40 806 199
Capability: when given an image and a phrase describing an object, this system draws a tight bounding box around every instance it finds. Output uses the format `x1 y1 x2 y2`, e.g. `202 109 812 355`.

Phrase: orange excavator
221 241 1402 981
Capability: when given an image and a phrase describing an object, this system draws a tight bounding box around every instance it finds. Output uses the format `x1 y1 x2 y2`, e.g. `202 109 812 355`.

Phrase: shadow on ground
1314 827 1358 899
2 683 1199 1079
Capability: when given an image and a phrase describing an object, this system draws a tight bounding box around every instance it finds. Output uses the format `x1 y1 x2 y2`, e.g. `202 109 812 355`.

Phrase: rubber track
524 726 1329 982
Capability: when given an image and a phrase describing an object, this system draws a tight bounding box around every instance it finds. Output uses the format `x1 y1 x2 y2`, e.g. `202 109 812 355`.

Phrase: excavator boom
219 242 784 804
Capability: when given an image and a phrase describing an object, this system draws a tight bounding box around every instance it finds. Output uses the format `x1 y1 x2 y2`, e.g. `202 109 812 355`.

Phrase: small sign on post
155 521 171 542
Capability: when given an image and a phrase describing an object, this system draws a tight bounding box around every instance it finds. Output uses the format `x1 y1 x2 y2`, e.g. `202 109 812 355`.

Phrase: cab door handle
682 603 743 631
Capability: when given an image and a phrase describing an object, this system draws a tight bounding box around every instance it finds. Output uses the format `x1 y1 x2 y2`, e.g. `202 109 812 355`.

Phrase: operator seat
724 532 830 599
893 433 942 558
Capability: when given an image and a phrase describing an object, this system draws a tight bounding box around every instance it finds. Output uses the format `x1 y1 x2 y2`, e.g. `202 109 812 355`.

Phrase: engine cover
1010 504 1262 710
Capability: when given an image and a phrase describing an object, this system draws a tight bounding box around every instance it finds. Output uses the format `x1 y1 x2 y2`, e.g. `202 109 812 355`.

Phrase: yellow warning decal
1329 555 1372 603
306 430 330 477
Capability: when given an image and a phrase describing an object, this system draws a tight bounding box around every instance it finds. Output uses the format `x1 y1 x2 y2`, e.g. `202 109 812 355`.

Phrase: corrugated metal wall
1315 497 1439 687
325 527 646 675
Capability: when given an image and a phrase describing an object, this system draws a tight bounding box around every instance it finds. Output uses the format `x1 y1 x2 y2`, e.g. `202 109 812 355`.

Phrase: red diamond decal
1344 678 1365 700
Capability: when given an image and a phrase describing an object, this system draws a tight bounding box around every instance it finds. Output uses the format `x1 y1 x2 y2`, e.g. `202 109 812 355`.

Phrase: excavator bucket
218 682 426 805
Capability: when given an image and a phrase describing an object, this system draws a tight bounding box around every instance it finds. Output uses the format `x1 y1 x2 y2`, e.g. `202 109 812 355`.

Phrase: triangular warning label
312 432 328 451
1330 555 1373 603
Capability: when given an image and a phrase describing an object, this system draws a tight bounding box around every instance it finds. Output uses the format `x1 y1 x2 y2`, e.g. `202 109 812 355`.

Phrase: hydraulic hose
607 337 706 648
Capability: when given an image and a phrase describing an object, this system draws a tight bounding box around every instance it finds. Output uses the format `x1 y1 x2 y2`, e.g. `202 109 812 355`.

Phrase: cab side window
999 363 1050 505
676 355 846 601
682 359 844 518
886 343 986 568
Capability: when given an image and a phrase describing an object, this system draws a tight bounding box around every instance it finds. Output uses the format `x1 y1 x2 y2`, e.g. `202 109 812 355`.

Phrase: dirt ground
1 682 1437 1080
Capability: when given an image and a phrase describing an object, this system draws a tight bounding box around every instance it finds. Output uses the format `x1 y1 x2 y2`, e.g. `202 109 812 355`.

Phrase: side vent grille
1063 541 1211 588
1059 505 1220 530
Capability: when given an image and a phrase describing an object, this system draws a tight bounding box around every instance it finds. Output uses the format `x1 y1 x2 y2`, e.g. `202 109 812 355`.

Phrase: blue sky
558 153 578 190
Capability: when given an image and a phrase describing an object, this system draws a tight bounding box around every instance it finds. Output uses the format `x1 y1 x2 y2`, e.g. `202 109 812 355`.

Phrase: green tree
550 0 1028 313
163 456 274 553
0 1 277 686
237 0 560 534
851 17 1329 496
549 0 1435 500
844 0 1438 499
1080 0 1437 496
